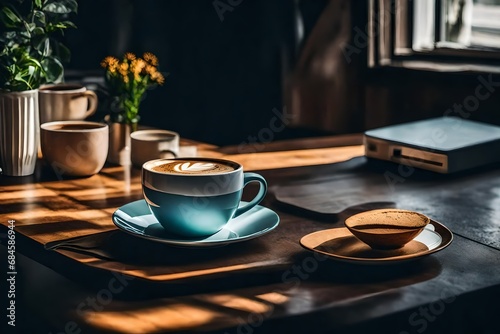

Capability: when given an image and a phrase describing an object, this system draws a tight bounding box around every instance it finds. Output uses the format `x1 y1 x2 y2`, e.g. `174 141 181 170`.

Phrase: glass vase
107 122 134 166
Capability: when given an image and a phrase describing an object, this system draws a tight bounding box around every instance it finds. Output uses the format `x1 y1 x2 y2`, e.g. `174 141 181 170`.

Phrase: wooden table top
1 134 500 334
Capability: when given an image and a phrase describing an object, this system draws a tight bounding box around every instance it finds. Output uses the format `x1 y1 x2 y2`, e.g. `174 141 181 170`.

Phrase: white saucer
300 221 453 264
112 200 280 247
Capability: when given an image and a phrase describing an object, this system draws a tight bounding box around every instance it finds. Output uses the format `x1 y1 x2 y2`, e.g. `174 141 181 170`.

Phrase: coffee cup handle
233 172 267 218
75 90 98 119
159 150 178 158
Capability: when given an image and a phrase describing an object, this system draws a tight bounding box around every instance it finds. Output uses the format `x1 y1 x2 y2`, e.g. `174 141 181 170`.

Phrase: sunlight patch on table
122 260 282 281
62 185 142 198
0 188 57 200
256 292 289 304
201 294 272 313
220 145 364 171
84 303 222 332
11 209 110 221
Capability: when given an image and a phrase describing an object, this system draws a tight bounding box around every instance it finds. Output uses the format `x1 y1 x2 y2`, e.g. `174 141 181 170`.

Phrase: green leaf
19 30 30 39
32 27 44 36
43 0 77 14
55 42 70 63
2 31 18 40
34 0 43 8
22 21 34 37
41 56 63 83
60 20 76 29
7 52 43 91
23 55 43 70
47 22 70 30
42 37 50 57
32 10 45 25
14 70 28 81
65 0 78 13
26 22 36 32
0 7 22 28
34 36 48 52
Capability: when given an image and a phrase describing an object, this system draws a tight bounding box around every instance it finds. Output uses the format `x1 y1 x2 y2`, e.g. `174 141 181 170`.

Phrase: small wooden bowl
344 209 430 249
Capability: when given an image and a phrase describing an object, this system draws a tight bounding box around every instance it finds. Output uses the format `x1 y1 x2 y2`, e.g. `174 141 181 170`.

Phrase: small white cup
130 130 179 168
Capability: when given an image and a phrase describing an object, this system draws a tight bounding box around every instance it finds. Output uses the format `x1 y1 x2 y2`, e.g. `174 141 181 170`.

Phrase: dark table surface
1 135 500 334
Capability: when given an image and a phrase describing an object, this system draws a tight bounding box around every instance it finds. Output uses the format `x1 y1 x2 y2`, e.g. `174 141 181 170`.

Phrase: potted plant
100 52 165 165
0 0 76 176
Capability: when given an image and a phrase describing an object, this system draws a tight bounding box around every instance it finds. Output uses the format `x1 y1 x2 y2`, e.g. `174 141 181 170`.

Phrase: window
442 0 500 49
369 0 500 72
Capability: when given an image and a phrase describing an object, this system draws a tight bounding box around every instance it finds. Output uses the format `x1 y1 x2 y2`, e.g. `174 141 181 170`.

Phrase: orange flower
101 51 166 124
143 52 159 66
101 56 119 73
125 52 136 61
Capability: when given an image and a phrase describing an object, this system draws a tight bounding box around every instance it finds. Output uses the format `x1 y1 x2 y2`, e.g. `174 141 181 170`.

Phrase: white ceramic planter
0 90 40 176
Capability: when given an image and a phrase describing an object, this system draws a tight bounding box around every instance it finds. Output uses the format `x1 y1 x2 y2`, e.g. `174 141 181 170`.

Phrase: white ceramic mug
130 129 179 168
39 84 98 124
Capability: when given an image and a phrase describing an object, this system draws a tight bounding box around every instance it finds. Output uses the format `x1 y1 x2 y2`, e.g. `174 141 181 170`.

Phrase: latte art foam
152 160 236 175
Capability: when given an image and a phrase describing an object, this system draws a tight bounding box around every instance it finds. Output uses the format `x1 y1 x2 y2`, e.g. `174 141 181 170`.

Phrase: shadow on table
289 251 442 285
43 228 442 304
43 229 289 299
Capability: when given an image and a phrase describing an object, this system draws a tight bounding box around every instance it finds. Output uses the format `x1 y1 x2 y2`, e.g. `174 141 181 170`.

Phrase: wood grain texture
0 137 364 288
2 134 500 334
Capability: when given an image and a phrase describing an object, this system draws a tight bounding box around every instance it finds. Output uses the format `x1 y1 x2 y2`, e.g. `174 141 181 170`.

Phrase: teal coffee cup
142 157 267 237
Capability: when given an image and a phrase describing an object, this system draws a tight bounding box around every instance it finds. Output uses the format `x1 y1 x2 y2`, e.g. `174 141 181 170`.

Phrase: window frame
368 0 500 73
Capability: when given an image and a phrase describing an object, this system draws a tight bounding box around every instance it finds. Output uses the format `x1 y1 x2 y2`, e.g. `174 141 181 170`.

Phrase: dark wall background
64 1 500 146
64 0 329 146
